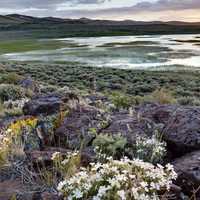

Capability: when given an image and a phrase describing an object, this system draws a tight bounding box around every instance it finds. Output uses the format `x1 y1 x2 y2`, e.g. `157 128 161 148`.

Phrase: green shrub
4 108 23 117
40 85 58 94
177 96 200 106
0 84 26 101
110 92 136 109
92 134 127 159
0 73 22 84
145 88 177 104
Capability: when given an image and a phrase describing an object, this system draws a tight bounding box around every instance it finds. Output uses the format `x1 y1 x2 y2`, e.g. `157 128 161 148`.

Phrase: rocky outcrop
23 94 63 116
138 103 200 156
101 113 156 144
3 94 200 199
23 92 79 116
55 105 109 149
172 150 200 197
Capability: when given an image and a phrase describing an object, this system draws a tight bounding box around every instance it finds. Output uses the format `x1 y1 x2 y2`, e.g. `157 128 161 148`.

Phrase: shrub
0 84 26 102
40 85 58 94
0 73 23 84
57 156 177 200
145 88 177 104
0 117 38 166
92 134 127 159
110 92 136 109
177 96 200 106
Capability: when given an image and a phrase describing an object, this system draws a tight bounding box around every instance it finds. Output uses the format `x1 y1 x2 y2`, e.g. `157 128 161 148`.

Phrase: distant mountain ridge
0 14 200 26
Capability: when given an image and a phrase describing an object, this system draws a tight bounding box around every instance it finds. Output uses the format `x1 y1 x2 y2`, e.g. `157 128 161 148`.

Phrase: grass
0 39 81 54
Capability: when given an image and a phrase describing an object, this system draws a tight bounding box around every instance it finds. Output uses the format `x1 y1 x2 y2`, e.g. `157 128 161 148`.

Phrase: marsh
1 34 200 70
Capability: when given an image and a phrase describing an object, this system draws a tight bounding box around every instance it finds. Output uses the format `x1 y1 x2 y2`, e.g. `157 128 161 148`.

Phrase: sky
0 0 200 22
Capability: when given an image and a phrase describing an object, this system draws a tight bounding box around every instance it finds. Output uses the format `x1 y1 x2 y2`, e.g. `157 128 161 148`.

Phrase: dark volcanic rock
172 150 200 197
23 94 62 116
40 192 61 200
26 147 70 167
138 103 200 156
137 103 176 124
101 113 156 144
0 179 33 200
55 105 109 149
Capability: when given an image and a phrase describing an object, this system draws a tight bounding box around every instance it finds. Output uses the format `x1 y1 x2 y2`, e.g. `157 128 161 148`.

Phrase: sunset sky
0 0 200 22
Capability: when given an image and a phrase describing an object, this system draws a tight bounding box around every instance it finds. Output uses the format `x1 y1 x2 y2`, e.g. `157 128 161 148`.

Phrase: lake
1 34 200 70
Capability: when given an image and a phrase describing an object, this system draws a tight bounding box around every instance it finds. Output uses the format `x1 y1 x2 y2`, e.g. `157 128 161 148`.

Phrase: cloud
0 0 109 9
0 0 200 21
83 0 200 15
133 0 200 11
62 0 200 19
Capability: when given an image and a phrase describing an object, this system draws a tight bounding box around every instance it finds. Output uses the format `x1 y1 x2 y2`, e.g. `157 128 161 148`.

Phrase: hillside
0 14 200 26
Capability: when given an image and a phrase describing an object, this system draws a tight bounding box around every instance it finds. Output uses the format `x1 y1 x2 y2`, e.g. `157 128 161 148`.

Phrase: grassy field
0 39 78 54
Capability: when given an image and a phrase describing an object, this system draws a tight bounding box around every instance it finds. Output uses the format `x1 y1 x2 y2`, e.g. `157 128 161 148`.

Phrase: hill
0 14 200 26
0 14 200 40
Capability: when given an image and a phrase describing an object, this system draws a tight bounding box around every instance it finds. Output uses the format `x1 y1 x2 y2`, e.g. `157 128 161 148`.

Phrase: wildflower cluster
7 117 38 137
0 117 38 166
57 156 177 200
132 133 167 164
3 98 29 109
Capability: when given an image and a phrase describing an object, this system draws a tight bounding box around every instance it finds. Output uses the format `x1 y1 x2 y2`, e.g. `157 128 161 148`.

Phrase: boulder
23 94 63 116
0 179 33 200
55 105 109 149
172 150 200 197
138 103 200 156
23 92 80 116
101 113 156 145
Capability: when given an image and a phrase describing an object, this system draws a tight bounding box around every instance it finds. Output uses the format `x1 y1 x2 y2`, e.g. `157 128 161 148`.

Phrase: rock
81 147 96 167
101 113 156 145
55 105 109 149
41 192 60 200
35 115 57 146
26 147 70 167
23 94 63 116
19 76 39 93
137 103 175 124
138 103 200 156
26 147 95 168
172 150 200 197
0 179 33 200
23 92 80 116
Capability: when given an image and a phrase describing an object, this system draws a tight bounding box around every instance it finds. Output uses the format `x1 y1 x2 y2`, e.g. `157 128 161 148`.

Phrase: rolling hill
0 14 200 26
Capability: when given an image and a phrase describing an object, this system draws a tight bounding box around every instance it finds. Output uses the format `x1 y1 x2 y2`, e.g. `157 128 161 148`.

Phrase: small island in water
0 2 200 199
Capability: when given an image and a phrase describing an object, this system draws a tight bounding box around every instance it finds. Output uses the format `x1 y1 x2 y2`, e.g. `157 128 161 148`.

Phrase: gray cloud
0 0 200 19
0 0 108 9
86 0 200 15
67 0 200 18
134 0 200 11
